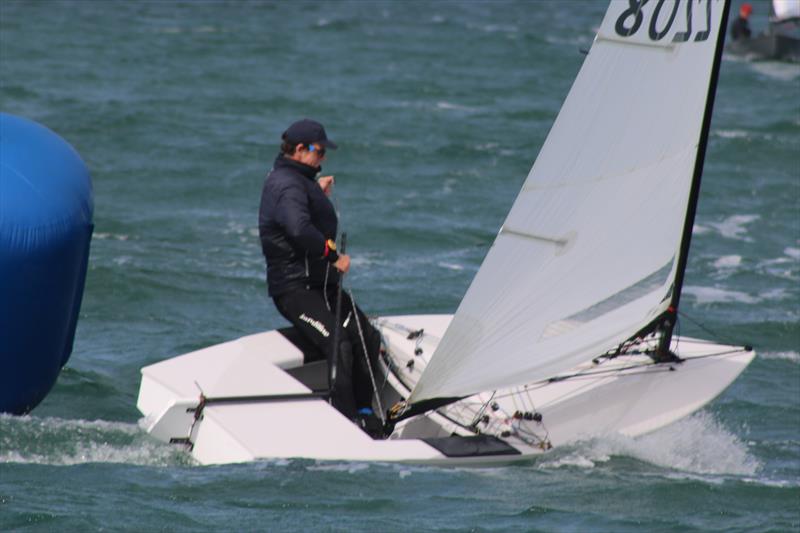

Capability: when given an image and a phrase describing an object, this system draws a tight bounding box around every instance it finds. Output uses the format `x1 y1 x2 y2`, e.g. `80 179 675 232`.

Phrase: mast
656 0 731 359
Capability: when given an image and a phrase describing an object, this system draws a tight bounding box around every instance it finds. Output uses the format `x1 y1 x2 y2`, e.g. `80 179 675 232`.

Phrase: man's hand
334 254 350 273
318 175 335 196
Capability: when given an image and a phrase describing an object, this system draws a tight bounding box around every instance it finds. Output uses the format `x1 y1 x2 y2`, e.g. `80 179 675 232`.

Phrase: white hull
137 314 754 465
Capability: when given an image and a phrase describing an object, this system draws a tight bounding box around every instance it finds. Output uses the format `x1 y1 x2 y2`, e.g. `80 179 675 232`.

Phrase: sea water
1 1 798 531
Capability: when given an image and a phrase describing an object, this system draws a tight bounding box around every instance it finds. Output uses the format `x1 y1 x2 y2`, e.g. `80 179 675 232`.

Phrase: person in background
258 119 382 424
731 3 753 40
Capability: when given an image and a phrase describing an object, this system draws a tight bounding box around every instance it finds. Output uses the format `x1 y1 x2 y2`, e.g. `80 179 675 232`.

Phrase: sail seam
596 33 677 51
522 144 697 192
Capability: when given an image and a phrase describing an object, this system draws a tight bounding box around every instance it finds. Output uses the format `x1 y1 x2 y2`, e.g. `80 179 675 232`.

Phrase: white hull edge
137 314 754 465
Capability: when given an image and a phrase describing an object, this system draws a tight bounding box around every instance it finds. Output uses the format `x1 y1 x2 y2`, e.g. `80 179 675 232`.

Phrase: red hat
740 3 753 18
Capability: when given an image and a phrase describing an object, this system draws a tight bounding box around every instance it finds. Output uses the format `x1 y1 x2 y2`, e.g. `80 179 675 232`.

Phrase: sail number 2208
615 0 715 42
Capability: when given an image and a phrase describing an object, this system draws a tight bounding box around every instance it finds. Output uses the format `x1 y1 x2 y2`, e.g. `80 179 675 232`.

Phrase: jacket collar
274 153 320 180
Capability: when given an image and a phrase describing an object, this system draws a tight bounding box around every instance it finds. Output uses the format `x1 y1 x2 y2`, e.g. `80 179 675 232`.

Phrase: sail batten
410 0 730 404
498 227 569 246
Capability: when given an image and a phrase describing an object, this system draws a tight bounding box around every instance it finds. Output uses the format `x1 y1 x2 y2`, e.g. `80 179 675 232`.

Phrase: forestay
411 0 728 403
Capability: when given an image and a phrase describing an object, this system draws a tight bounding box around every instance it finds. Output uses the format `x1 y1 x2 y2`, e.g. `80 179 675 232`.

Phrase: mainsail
410 0 730 403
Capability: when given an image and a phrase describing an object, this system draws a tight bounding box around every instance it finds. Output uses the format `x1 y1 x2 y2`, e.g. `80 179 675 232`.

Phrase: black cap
282 119 338 150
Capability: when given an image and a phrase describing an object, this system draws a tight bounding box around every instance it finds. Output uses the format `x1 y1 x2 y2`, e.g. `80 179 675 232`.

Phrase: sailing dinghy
137 0 755 465
728 0 800 62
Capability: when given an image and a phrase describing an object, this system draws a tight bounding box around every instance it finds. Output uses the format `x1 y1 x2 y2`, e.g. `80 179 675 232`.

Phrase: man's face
295 143 326 167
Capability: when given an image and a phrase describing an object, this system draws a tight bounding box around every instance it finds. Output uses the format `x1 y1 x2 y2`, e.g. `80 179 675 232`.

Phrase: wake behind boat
138 0 755 465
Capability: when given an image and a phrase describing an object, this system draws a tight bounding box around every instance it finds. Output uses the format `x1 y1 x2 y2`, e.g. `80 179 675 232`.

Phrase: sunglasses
308 144 326 157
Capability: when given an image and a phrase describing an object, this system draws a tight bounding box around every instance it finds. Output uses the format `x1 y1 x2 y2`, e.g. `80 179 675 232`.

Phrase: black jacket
730 17 751 40
259 154 339 297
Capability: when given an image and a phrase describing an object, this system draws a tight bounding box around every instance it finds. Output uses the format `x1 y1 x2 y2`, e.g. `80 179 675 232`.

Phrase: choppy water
1 1 798 531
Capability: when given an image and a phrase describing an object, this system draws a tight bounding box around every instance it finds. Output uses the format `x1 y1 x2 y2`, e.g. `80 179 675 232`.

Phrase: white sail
411 0 728 403
773 0 800 22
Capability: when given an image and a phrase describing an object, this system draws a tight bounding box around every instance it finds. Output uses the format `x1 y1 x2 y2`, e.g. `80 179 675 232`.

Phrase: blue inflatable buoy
0 113 94 414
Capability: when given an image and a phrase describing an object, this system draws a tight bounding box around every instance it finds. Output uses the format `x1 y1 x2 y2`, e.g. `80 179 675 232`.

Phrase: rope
348 289 386 425
678 309 749 348
486 348 751 401
323 263 331 311
469 391 496 429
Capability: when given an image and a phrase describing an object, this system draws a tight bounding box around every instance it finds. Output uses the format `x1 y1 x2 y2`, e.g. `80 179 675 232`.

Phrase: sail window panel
409 0 725 403
542 257 675 339
410 230 676 401
411 248 675 401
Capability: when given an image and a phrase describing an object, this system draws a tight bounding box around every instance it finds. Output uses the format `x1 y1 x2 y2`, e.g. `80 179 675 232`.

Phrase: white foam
221 221 248 235
784 247 800 260
94 232 129 241
756 256 800 281
750 61 800 82
708 215 759 241
759 351 800 363
307 461 370 474
758 288 790 301
435 101 478 113
714 129 750 139
713 255 742 269
350 253 385 268
0 415 186 466
438 262 464 271
761 257 794 266
683 285 759 304
692 224 712 235
539 412 760 477
154 26 224 34
480 24 518 34
474 142 499 152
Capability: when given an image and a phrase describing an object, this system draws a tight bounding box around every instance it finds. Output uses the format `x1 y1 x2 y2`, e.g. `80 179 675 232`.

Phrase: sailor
258 119 382 421
730 3 753 40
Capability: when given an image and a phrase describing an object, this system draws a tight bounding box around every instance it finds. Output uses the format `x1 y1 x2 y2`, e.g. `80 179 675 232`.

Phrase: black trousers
274 287 381 419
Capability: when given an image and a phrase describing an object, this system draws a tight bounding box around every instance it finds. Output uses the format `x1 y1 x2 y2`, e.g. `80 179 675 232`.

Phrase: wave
93 232 130 241
749 61 800 82
3 410 767 481
150 26 227 35
538 412 760 477
713 129 751 139
683 285 760 304
0 415 188 467
707 214 760 241
435 101 481 113
759 351 800 363
712 254 742 272
756 255 800 281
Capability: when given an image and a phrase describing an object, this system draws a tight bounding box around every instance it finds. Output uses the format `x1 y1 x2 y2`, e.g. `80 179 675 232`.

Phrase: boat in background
728 0 800 61
137 0 755 465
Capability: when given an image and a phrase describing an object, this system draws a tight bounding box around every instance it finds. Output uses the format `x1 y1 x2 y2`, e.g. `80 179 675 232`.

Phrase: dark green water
1 1 798 531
